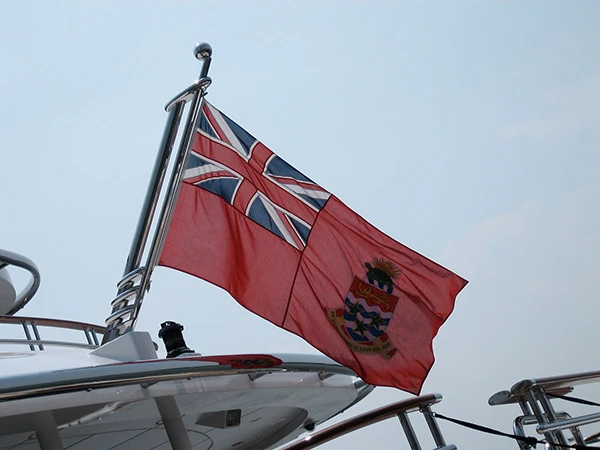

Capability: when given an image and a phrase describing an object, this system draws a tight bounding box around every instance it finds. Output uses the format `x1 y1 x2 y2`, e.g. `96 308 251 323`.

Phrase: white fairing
0 332 369 450
0 267 16 315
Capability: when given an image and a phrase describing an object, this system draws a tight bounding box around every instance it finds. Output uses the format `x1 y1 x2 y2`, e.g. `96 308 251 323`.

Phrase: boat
0 252 376 449
1 43 599 450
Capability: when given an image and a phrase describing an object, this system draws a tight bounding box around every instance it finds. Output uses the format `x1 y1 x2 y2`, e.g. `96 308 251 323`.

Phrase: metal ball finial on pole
194 42 212 60
194 42 212 79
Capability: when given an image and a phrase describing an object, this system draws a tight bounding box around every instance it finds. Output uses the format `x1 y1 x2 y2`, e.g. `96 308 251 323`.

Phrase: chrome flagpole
103 43 213 343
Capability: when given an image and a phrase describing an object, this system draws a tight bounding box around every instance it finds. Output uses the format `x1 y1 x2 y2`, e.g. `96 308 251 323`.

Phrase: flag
159 101 467 394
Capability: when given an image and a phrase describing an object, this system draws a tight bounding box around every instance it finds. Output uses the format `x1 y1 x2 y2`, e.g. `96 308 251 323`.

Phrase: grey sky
1 2 599 448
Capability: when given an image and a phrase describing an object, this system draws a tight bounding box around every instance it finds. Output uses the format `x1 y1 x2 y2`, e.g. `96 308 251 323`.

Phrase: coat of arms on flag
328 258 401 359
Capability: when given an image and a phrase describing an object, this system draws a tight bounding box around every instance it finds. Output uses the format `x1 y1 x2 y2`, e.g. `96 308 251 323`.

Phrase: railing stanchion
30 321 43 350
90 328 99 346
22 321 35 351
83 327 94 346
398 412 422 450
421 405 447 448
535 389 570 448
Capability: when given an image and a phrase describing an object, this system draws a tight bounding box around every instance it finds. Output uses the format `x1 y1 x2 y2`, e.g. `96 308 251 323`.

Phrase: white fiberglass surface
0 347 113 378
0 374 360 450
0 268 16 315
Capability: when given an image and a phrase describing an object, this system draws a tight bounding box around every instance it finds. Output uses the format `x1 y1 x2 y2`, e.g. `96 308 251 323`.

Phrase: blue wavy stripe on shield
344 322 387 342
343 306 379 323
344 316 391 341
346 329 370 342
346 328 374 342
344 295 393 320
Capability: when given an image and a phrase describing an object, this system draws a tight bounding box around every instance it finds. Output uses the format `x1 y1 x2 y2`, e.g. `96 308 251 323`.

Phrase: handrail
489 370 600 450
0 315 105 351
510 370 600 395
489 387 573 406
280 394 451 450
0 339 97 350
513 413 579 450
0 315 106 334
0 249 41 315
537 411 600 434
0 354 357 402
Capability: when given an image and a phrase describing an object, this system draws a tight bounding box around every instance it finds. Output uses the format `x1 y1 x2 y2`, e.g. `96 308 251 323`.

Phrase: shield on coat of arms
343 276 399 343
327 257 401 360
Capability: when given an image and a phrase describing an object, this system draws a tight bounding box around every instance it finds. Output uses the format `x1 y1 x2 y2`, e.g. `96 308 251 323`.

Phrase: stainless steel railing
489 370 600 449
0 353 359 402
0 315 106 351
281 393 457 450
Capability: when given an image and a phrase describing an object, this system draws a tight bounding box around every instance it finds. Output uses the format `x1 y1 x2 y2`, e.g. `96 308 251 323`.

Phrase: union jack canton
182 101 331 250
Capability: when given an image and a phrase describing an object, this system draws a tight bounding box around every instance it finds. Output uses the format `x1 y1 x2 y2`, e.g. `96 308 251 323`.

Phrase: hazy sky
1 2 599 449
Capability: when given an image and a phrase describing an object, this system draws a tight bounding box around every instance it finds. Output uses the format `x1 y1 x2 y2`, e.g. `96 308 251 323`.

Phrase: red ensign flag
159 101 467 394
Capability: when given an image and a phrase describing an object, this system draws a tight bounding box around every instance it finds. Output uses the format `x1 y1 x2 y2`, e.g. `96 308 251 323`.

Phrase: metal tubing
397 412 422 450
105 305 135 324
103 102 185 343
132 87 206 327
0 315 106 333
514 413 574 450
0 315 104 349
116 267 145 290
165 79 211 112
570 424 586 447
524 390 546 425
104 43 214 341
511 370 600 395
22 321 35 351
32 411 64 450
535 389 569 447
109 287 138 309
0 357 359 409
513 416 536 450
83 328 93 346
524 390 560 449
162 42 212 112
517 398 533 416
0 338 97 350
122 103 185 279
421 405 447 447
155 396 193 450
489 387 573 407
195 43 212 79
279 394 443 450
31 322 44 350
536 410 600 434
90 329 99 346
